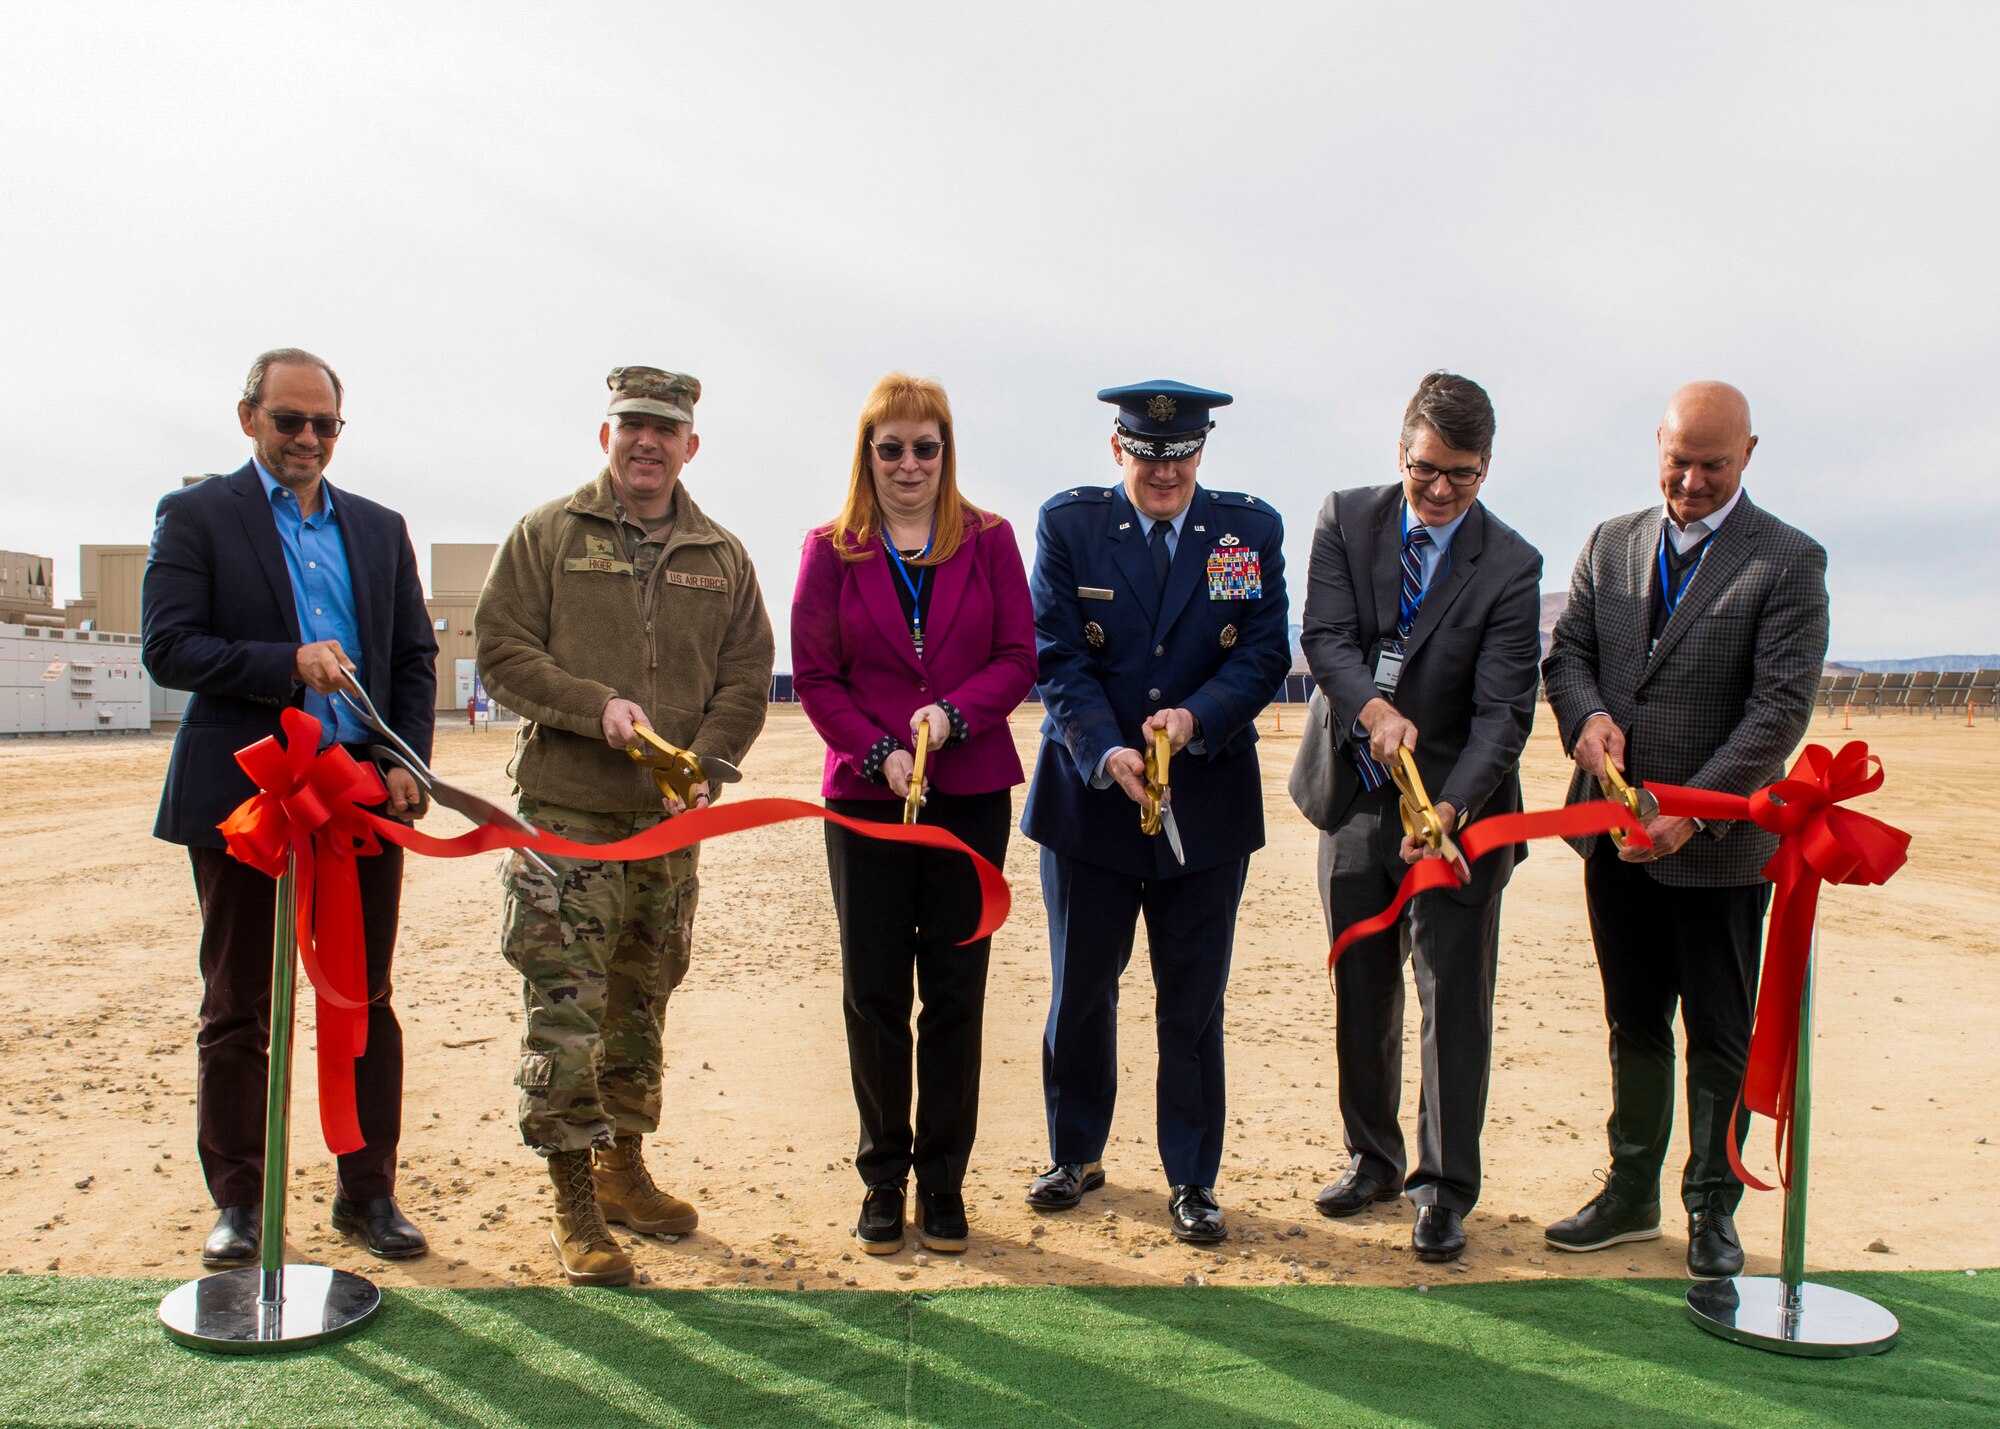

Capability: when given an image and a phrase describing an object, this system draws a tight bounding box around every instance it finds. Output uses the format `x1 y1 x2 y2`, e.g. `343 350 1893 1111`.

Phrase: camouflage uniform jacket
477 469 775 813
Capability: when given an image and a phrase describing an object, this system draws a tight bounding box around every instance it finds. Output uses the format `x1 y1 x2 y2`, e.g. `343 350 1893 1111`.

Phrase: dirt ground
0 704 1993 1294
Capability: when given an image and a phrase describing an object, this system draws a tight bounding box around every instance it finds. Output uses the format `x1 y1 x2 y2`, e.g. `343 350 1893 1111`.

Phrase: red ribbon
1327 801 1652 974
1647 741 1910 1189
217 708 388 1154
217 711 1011 1155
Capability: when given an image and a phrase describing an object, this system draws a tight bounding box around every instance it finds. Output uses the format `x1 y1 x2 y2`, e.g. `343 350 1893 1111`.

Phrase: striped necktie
1354 524 1434 790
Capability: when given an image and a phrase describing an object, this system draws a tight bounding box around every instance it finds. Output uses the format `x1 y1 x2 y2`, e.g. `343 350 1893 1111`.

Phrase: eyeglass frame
1402 455 1486 488
248 402 346 440
872 439 944 463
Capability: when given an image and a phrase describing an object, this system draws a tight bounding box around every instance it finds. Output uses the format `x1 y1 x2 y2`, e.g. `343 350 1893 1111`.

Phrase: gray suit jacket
1291 485 1544 896
1542 494 1829 886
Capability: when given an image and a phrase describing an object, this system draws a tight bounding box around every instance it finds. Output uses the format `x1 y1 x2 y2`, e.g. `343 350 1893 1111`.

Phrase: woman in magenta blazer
791 373 1037 1257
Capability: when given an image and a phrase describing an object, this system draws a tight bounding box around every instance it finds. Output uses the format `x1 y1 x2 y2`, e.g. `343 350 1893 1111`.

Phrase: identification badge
1373 641 1404 695
1206 545 1263 600
1076 586 1115 601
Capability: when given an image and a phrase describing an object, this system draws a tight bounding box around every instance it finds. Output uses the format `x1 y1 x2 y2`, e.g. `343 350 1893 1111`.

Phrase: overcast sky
4 3 1994 661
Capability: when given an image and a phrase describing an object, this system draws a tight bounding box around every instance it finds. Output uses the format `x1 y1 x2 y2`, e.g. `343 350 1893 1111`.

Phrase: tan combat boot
547 1148 635 1286
594 1135 700 1235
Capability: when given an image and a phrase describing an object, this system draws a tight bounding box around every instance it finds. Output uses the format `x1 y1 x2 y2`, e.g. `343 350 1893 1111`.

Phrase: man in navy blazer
1021 380 1289 1243
143 348 437 1268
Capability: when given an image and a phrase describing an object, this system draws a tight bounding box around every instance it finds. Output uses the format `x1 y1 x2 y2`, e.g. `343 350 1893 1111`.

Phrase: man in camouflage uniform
477 366 774 1285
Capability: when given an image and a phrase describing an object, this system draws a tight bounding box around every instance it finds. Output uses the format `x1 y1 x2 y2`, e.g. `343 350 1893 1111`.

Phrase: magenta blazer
791 514 1038 800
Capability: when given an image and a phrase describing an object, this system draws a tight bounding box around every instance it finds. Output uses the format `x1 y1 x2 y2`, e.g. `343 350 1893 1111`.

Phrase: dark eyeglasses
251 402 346 439
872 439 943 463
1405 458 1484 487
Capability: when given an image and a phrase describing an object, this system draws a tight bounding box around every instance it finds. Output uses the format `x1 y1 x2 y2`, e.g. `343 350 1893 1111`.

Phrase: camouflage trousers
500 796 699 1155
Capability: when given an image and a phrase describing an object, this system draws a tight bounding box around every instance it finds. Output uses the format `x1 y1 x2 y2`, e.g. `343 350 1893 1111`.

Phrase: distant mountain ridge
1826 655 2000 674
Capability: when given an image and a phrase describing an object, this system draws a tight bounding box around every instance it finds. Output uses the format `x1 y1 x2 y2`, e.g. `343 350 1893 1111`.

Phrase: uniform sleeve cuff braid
938 699 969 748
860 735 901 782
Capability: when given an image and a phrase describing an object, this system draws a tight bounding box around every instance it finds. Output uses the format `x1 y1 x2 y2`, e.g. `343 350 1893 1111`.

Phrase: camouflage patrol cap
606 366 701 423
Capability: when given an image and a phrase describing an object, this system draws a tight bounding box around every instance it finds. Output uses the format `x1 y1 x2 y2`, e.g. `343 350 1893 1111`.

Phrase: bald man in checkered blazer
1540 381 1829 1281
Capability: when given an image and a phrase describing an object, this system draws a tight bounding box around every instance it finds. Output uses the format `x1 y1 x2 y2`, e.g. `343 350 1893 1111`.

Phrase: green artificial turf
2 1272 1994 1428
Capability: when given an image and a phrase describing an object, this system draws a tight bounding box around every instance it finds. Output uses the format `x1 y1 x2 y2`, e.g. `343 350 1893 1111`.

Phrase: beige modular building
428 542 499 719
0 551 61 628
5 532 504 731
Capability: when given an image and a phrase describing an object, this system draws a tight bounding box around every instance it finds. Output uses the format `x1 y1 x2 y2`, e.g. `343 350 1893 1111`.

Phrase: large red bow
218 711 1012 1156
217 708 386 1154
1648 741 1910 1188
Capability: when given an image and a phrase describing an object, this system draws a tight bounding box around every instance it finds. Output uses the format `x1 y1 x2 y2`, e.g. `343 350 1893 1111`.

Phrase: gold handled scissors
903 720 930 824
1597 761 1659 849
625 724 743 806
1140 728 1185 865
1390 747 1467 876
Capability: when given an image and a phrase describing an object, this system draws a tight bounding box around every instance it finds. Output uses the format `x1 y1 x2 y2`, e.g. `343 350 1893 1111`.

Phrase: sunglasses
250 402 346 439
872 439 943 463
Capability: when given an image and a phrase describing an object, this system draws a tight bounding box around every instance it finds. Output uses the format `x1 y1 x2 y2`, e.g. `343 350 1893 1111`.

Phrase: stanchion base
159 1265 380 1354
1685 1276 1898 1357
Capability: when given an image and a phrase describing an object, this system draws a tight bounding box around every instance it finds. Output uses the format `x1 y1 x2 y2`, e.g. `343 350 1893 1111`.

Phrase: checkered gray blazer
1542 494 1829 887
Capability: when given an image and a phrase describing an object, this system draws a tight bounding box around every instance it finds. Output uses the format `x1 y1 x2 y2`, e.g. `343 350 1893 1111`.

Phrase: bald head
1656 380 1757 527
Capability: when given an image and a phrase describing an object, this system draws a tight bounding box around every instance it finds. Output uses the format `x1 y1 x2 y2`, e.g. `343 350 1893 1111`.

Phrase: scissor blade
697 754 743 786
370 744 557 878
1439 831 1470 883
1160 805 1187 865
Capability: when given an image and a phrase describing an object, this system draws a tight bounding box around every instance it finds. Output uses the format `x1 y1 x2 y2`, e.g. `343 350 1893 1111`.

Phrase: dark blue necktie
1355 525 1434 790
1149 519 1173 591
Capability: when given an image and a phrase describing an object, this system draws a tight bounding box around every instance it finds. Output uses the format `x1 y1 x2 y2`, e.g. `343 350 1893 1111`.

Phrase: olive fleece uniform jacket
476 470 775 813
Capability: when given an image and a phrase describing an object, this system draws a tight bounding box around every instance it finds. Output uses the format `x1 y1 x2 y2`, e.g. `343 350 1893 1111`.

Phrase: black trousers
188 843 405 1207
1584 842 1769 1213
825 789 1011 1194
1320 787 1504 1215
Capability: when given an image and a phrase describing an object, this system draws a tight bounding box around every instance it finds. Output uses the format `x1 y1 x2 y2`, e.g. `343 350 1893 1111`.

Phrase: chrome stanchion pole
160 853 381 1353
1685 935 1899 1356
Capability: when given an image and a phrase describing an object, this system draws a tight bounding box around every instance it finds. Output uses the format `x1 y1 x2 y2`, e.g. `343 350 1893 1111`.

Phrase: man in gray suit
1292 371 1543 1263
1542 381 1829 1280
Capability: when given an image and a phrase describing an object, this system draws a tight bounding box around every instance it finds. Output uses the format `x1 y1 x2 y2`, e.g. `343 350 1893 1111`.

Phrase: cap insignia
1146 394 1178 421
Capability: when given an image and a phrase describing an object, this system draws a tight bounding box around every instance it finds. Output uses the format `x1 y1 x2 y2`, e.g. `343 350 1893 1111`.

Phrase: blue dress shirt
254 459 368 747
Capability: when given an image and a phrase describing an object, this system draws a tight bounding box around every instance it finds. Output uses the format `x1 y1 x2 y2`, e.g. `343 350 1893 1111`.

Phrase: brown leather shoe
549 1149 635 1286
593 1135 699 1235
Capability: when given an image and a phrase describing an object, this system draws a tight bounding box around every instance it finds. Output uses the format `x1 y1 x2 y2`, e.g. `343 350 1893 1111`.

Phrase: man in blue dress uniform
1021 381 1291 1243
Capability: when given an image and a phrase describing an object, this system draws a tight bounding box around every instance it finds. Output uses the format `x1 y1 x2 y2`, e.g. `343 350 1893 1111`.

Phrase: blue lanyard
883 528 933 643
1656 528 1709 620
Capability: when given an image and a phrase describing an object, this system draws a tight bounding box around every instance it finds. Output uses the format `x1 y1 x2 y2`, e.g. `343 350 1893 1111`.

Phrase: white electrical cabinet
0 624 152 735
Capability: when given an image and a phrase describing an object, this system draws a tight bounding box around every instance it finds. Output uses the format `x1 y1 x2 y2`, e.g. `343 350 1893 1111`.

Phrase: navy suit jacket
142 463 438 848
1021 483 1290 879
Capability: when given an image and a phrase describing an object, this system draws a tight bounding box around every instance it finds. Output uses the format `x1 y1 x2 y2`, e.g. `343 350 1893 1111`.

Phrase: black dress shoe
201 1205 260 1267
917 1190 969 1253
1168 1185 1226 1244
1313 1165 1401 1219
1026 1162 1105 1211
1412 1205 1467 1263
857 1183 905 1255
1545 1178 1662 1253
331 1196 429 1260
1686 1197 1744 1280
